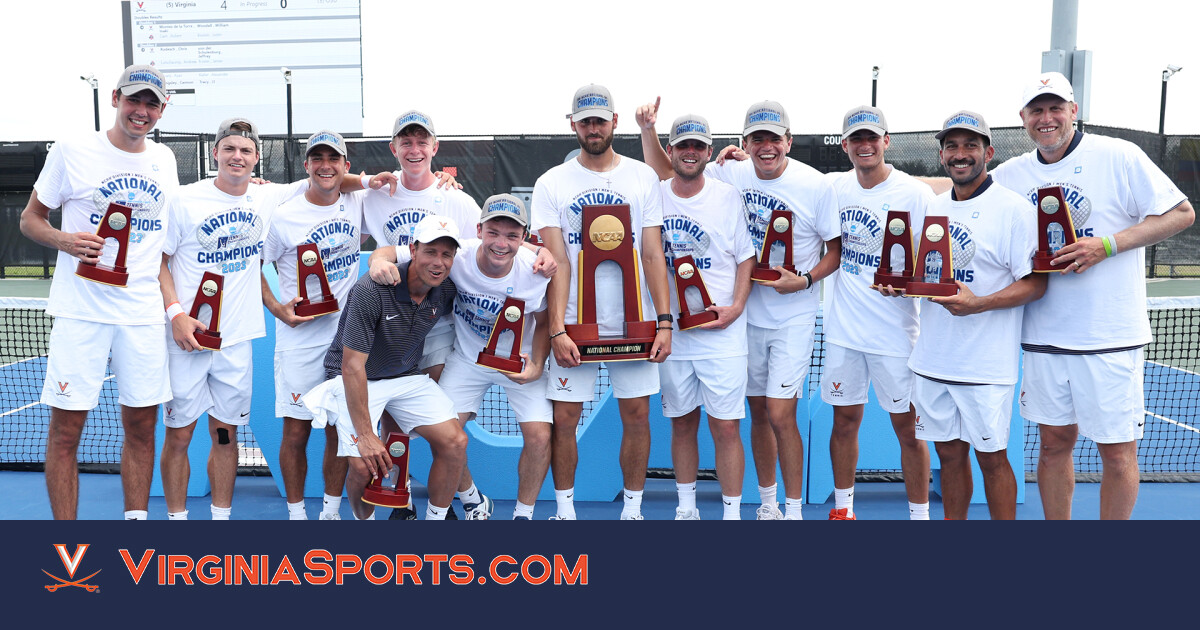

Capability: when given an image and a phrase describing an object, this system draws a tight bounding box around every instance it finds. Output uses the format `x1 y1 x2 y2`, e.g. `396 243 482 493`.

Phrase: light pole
1160 64 1182 135
282 67 295 182
871 66 879 107
80 74 99 131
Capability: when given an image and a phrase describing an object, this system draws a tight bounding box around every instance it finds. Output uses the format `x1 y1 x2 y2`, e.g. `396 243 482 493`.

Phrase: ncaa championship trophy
1031 185 1077 272
477 297 526 374
75 202 133 287
564 204 656 361
906 216 957 298
293 242 339 317
362 433 412 508
751 209 796 282
189 271 224 351
672 254 718 330
873 210 915 291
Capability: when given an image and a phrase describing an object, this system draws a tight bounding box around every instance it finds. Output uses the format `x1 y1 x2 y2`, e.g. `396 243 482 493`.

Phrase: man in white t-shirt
992 73 1195 520
21 65 178 520
821 106 934 520
637 98 841 520
655 115 756 520
532 84 673 520
262 130 369 520
887 111 1046 520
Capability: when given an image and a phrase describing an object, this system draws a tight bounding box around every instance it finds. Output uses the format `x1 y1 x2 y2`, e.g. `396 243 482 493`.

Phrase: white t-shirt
705 158 840 329
660 177 755 361
263 190 366 351
992 133 1187 350
35 131 179 324
530 156 664 336
446 240 549 360
824 167 934 357
362 176 481 343
163 179 306 349
907 181 1038 385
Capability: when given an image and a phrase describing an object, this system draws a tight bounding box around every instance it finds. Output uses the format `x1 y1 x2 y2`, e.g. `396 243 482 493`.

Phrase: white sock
785 497 804 520
167 510 188 521
621 488 643 518
834 486 855 515
555 488 576 519
513 501 535 519
722 494 742 520
458 483 482 506
426 503 449 521
355 510 376 520
908 502 930 521
676 482 697 512
210 505 231 520
125 510 148 520
287 501 307 520
321 493 342 517
759 484 778 507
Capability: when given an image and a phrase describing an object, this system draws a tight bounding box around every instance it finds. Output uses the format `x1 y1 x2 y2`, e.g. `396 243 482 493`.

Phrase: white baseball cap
412 215 462 248
1021 71 1075 108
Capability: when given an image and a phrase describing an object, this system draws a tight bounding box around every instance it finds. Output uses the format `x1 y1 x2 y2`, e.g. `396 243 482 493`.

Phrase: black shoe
388 505 417 520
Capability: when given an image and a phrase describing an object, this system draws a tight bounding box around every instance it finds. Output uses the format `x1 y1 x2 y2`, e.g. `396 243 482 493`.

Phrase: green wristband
1102 236 1114 258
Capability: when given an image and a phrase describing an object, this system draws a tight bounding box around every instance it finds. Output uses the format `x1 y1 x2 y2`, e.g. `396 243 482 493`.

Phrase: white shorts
41 317 170 410
746 323 815 399
546 357 660 402
1020 349 1145 444
164 340 254 428
274 345 330 420
419 328 456 370
438 352 552 423
912 377 1014 453
302 374 457 457
820 343 914 413
660 357 748 420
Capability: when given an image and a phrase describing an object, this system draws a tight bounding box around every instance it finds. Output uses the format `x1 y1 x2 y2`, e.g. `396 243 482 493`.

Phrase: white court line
1146 411 1200 435
0 374 116 418
1147 359 1200 378
1 354 47 370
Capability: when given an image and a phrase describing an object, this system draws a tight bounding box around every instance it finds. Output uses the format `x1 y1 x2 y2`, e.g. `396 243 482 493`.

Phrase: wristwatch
657 314 673 323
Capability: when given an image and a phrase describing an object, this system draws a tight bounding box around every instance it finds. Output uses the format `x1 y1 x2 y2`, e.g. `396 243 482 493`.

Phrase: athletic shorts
274 345 329 420
820 343 914 413
419 328 456 370
302 373 457 457
164 340 254 428
438 352 552 423
912 377 1014 453
546 356 660 402
41 317 170 410
659 356 748 420
1020 349 1145 444
746 323 815 399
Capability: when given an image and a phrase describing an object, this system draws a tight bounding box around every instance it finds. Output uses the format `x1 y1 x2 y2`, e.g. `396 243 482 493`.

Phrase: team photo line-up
18 63 1193 521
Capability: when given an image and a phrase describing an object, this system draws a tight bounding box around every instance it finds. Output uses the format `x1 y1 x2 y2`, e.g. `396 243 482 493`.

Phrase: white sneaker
620 513 644 520
463 495 494 521
755 503 783 520
548 514 576 520
319 512 341 520
675 508 701 521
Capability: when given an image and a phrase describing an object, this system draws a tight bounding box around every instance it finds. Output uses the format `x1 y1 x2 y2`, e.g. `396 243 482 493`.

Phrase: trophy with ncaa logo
672 255 718 330
1031 186 1077 272
565 204 656 361
362 433 412 508
751 209 796 282
873 210 915 291
189 271 224 351
477 297 526 374
905 216 958 298
75 202 132 287
293 242 339 317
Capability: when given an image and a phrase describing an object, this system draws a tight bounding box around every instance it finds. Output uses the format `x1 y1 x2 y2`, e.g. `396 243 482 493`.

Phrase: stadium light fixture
1160 64 1182 134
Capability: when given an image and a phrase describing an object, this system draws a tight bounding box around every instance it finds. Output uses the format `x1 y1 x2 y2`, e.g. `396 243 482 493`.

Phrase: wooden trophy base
194 331 222 351
295 296 339 318
477 351 523 374
565 320 657 362
751 264 795 283
362 484 412 508
1031 252 1068 273
872 271 911 291
678 310 717 331
75 263 129 287
905 280 958 298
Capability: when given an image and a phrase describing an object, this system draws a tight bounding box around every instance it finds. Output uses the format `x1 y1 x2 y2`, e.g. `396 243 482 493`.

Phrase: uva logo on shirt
90 172 167 230
1024 182 1094 238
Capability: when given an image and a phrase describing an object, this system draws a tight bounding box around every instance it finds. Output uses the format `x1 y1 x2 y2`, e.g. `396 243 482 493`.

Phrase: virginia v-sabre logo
43 544 101 593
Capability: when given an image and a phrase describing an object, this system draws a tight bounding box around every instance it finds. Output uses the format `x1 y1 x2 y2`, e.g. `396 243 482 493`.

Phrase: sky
3 0 1200 142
